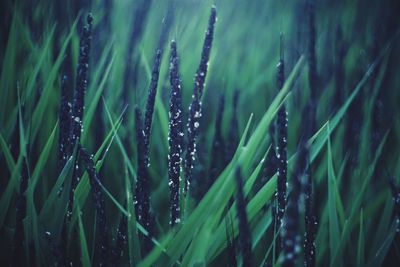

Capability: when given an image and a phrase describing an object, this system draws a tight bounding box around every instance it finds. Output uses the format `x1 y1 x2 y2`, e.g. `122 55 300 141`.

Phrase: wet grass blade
102 98 137 179
125 164 141 265
39 156 74 240
327 122 340 260
69 111 124 231
77 203 91 267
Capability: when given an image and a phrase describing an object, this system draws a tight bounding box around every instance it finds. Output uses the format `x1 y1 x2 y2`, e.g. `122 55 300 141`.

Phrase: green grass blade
125 164 141 265
327 122 340 260
0 155 22 228
82 52 116 143
330 132 389 266
30 16 79 141
24 25 56 99
77 204 91 267
102 99 137 179
39 156 75 239
0 132 16 172
357 209 365 267
27 121 58 194
366 221 397 267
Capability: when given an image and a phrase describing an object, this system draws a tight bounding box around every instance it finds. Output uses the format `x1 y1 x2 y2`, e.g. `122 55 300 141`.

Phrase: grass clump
0 0 400 266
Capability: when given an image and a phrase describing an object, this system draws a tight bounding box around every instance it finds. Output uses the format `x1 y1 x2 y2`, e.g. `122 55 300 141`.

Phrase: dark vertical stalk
45 232 65 266
227 89 240 163
13 157 29 267
307 0 317 109
184 6 217 194
134 107 152 253
111 216 127 266
58 75 71 173
80 147 108 267
168 40 184 226
235 167 253 267
389 177 400 231
225 214 237 267
208 93 225 188
143 49 162 167
271 35 288 265
66 13 93 220
332 25 345 113
281 144 308 267
276 34 288 229
305 1 317 266
134 107 148 225
68 13 93 155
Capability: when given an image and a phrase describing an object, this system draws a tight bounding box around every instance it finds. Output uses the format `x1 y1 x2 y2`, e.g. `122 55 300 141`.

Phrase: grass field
1 0 400 266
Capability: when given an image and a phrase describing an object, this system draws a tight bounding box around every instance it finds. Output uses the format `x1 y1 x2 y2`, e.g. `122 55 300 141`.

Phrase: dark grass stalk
134 107 153 253
45 231 66 266
389 177 400 231
280 144 309 267
111 215 128 266
66 13 93 220
226 89 240 163
276 34 288 228
332 25 346 113
58 75 71 173
225 214 238 267
184 5 217 194
208 93 225 188
143 49 162 167
134 107 148 225
370 30 384 155
235 167 253 267
303 106 317 267
79 146 108 266
271 35 288 265
307 0 317 108
13 156 29 267
68 14 93 155
305 1 317 266
168 40 183 226
109 50 162 263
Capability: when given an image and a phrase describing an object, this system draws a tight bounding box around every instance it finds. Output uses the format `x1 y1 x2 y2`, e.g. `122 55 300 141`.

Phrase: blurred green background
1 0 400 266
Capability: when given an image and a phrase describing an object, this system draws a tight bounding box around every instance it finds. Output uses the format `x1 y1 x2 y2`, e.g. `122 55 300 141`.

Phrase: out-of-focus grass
0 0 400 266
